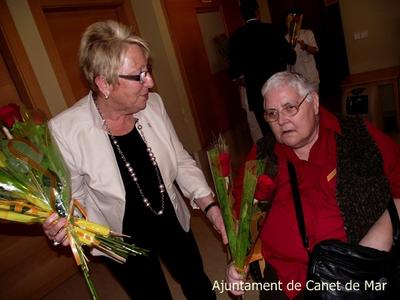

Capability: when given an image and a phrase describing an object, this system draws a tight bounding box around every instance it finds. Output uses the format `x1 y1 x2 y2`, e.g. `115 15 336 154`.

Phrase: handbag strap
287 161 309 251
287 161 400 251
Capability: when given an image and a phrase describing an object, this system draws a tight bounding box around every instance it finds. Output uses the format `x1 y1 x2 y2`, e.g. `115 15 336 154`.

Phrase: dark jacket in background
228 20 296 112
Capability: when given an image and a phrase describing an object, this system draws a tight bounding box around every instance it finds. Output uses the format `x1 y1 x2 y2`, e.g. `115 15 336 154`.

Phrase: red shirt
234 108 400 299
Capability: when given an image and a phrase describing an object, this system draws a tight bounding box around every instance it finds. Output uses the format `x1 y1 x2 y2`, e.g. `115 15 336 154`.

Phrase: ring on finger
53 240 60 246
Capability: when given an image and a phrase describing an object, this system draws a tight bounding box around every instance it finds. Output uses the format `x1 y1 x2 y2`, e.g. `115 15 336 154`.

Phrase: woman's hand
42 212 69 246
226 262 247 296
195 195 228 244
206 205 228 245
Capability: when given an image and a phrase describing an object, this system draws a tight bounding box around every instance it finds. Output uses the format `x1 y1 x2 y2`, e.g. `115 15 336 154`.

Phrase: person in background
226 71 400 299
228 0 296 137
285 9 320 91
42 20 227 300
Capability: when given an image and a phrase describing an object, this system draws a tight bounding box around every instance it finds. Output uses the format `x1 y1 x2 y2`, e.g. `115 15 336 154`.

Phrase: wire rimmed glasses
264 92 310 123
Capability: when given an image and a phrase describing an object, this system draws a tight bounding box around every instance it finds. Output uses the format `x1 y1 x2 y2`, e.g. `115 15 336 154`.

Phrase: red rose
254 174 275 201
219 152 231 177
0 103 22 128
29 109 47 125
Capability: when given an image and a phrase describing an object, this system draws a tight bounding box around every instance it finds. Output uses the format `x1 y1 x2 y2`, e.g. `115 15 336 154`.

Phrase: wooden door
162 0 244 147
0 50 23 107
28 0 140 106
268 0 349 112
0 38 67 300
0 2 74 299
0 224 76 300
0 0 50 115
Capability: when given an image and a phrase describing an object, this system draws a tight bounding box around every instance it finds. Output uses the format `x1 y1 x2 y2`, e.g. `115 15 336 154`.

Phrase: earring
104 94 109 100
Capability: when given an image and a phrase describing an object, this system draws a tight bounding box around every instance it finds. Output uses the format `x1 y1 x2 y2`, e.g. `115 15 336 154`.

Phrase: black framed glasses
118 64 152 84
264 92 310 123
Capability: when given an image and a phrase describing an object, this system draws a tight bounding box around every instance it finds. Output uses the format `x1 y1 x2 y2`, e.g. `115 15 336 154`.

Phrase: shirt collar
88 91 104 129
319 106 341 135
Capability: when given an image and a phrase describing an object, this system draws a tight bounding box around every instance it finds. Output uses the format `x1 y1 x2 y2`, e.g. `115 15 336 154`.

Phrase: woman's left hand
42 212 70 246
206 205 228 245
196 195 228 244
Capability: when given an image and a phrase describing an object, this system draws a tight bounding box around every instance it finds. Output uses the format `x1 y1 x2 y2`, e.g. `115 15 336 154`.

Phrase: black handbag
287 161 400 300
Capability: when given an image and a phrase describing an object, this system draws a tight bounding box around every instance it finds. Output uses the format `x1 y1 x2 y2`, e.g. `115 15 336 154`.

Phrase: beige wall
236 2 398 160
258 0 399 74
339 0 400 74
6 0 67 116
129 0 201 153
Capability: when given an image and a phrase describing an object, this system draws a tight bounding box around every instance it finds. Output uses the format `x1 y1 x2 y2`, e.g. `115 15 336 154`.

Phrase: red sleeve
232 144 258 217
366 121 400 198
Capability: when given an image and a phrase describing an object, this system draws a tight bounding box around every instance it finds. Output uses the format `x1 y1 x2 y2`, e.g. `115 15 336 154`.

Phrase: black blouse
109 127 177 248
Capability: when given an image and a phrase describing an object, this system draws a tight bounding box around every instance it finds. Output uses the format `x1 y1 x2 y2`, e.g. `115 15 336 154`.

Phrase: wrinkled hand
226 262 247 296
206 206 228 245
42 212 69 246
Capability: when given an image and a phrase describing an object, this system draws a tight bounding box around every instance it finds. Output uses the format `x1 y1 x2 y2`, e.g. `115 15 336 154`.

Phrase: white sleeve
305 30 318 51
48 120 87 207
155 95 212 207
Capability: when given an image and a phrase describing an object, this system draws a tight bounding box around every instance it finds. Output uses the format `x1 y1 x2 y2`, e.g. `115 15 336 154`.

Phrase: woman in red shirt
227 71 400 299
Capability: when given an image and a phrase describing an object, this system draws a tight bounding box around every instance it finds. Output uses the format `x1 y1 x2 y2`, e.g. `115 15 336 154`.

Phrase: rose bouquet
207 135 274 274
0 104 148 299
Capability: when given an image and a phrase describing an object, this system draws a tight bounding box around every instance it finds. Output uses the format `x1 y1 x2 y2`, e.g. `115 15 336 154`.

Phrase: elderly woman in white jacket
42 20 226 300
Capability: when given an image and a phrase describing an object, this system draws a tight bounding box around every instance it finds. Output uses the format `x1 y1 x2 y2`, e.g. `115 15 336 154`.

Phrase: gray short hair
79 20 150 94
261 71 315 101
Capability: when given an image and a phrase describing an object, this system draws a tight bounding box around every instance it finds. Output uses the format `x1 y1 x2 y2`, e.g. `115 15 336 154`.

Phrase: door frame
161 0 243 146
0 0 50 116
28 0 140 106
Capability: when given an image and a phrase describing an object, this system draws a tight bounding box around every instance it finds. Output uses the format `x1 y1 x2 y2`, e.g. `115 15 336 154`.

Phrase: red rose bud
254 174 275 201
0 103 22 128
30 109 47 125
219 152 231 177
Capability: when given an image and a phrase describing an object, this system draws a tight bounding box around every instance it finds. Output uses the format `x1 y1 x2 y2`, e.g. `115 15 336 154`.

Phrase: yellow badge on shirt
327 168 336 182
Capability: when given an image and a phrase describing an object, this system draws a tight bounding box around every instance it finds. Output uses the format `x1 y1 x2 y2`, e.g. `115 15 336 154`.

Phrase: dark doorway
267 0 349 112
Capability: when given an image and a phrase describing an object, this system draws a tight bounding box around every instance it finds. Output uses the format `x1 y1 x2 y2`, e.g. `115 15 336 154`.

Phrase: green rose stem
96 235 149 257
235 160 264 271
207 148 237 258
68 229 99 300
207 145 266 272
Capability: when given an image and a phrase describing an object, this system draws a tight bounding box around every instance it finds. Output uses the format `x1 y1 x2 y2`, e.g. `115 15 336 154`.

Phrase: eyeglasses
264 93 310 123
118 65 152 84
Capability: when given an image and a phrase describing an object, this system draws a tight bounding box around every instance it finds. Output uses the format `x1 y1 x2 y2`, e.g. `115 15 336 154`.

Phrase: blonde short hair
79 20 150 94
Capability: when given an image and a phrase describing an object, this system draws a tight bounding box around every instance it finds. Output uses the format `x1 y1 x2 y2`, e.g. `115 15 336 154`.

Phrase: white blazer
49 92 212 239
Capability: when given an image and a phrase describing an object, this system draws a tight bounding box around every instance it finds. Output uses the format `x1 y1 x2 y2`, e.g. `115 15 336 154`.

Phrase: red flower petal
0 103 22 128
219 152 231 177
254 174 275 201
